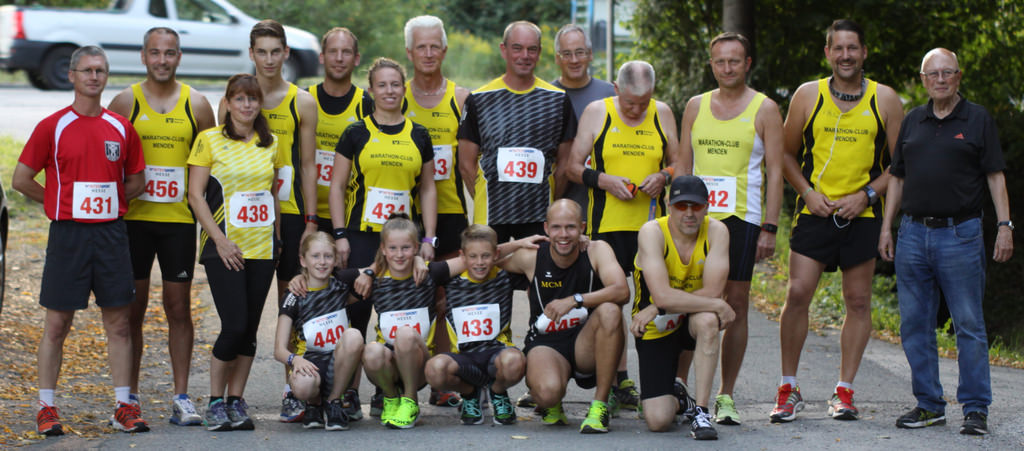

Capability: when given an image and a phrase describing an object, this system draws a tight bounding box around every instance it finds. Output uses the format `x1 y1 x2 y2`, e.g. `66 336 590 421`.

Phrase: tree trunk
723 0 755 63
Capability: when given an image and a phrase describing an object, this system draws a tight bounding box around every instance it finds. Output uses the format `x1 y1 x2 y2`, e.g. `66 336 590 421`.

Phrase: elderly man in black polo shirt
878 47 1012 436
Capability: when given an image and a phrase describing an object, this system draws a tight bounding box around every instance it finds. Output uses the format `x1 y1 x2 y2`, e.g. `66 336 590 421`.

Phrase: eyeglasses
921 69 959 80
673 202 706 212
558 49 589 60
72 68 108 76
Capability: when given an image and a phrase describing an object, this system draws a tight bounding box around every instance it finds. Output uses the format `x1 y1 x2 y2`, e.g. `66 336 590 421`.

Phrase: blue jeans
895 216 990 415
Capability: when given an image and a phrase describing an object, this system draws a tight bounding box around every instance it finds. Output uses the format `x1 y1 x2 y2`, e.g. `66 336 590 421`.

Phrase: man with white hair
879 48 1011 436
567 60 679 279
402 14 471 410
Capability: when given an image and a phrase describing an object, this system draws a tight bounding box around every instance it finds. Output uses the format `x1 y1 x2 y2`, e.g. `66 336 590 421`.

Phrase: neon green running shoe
540 402 568 426
379 396 400 426
385 397 419 429
714 393 741 425
580 400 610 434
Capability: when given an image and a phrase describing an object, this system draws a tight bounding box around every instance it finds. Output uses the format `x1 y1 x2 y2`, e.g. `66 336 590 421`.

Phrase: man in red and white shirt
12 45 149 436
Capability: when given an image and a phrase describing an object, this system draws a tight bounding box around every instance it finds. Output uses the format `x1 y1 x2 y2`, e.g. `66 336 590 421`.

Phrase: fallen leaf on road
511 435 528 440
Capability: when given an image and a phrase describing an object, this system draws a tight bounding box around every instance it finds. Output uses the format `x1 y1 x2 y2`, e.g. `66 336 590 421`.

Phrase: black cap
668 175 709 205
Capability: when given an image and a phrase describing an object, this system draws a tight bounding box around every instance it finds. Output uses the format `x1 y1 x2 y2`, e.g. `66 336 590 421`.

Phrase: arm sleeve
456 93 480 144
186 132 212 167
429 261 452 285
412 124 434 162
559 94 578 142
335 122 368 160
977 107 1006 173
18 120 54 171
123 122 146 174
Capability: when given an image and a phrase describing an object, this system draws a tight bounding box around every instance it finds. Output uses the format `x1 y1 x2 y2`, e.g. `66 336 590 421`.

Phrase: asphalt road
3 82 1022 450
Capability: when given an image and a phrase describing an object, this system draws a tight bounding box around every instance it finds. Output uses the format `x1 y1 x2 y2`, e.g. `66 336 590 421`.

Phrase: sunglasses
673 202 707 212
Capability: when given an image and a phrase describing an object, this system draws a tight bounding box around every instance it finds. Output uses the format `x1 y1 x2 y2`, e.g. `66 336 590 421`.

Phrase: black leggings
204 258 276 361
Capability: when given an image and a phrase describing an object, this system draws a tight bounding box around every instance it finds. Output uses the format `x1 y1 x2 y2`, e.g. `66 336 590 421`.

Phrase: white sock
836 381 853 391
781 376 798 388
115 386 131 405
39 389 55 408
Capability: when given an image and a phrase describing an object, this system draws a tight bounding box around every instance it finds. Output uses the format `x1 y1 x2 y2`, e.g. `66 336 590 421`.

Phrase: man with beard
108 27 215 426
773 19 903 423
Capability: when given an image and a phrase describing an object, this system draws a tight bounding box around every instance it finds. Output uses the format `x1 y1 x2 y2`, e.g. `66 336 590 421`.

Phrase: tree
437 0 565 39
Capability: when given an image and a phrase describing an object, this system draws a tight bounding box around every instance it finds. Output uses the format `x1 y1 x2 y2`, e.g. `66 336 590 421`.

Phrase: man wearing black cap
630 175 732 439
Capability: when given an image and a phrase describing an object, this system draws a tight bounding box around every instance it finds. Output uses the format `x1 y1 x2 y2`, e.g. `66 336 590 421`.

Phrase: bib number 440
312 325 345 349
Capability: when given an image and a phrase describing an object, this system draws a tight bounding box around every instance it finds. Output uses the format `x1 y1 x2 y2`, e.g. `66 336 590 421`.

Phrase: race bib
228 190 275 228
138 166 185 203
699 175 736 213
451 304 500 344
497 147 544 184
363 187 410 225
379 307 430 345
72 181 118 220
534 307 589 335
276 165 294 201
302 309 350 353
652 313 686 333
315 149 335 187
433 145 453 181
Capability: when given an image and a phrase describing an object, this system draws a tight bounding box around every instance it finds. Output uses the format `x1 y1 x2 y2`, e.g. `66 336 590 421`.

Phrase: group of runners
12 10 1009 442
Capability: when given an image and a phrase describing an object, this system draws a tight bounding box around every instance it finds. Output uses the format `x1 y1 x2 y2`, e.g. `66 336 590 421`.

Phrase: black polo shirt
891 95 1005 218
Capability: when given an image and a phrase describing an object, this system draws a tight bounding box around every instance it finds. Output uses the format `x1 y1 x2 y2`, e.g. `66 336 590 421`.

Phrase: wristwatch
573 293 584 309
332 228 348 240
304 214 318 224
761 223 779 234
997 220 1015 231
861 185 878 205
362 268 375 277
421 236 437 247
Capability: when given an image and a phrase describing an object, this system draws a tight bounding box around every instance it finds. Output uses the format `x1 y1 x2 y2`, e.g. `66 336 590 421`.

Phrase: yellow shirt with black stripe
310 84 368 219
588 97 667 234
263 83 305 216
339 118 430 232
187 125 285 260
403 80 465 215
632 215 708 340
797 78 888 218
692 91 767 225
124 82 197 223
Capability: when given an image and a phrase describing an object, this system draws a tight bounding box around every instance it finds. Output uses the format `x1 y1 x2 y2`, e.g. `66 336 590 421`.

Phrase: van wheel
39 46 76 91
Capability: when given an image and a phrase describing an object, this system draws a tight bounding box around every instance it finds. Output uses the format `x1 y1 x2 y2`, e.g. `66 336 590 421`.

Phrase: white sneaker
170 395 203 426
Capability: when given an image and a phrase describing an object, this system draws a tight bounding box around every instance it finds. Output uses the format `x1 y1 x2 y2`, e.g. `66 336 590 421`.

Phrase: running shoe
674 379 697 422
280 392 305 423
36 403 64 436
430 389 462 407
204 399 232 431
370 392 384 418
516 391 536 408
491 389 516 425
226 398 254 430
325 399 350 431
580 400 610 434
896 407 946 429
170 394 203 426
690 406 718 440
540 401 569 426
386 397 419 429
828 387 859 420
342 389 363 421
379 396 400 426
460 389 484 425
111 401 150 433
769 384 804 423
960 411 988 435
303 403 325 429
128 394 140 405
714 393 741 425
612 379 641 411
